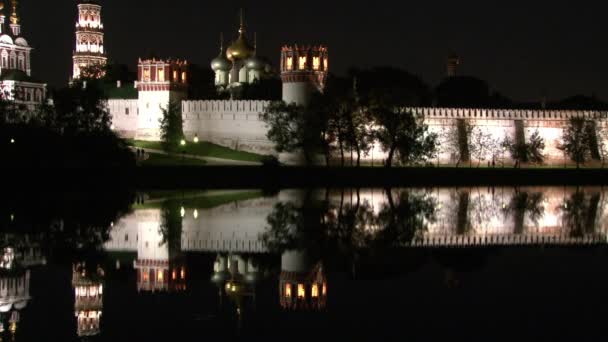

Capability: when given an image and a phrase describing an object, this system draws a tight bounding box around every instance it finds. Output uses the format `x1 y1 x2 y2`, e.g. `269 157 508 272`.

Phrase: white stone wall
182 100 274 154
107 99 138 138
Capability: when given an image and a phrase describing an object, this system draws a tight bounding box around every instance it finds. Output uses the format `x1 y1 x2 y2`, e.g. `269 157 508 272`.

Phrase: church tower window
298 56 307 70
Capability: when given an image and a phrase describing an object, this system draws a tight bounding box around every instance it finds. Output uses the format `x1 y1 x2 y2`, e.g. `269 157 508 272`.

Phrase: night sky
19 0 608 101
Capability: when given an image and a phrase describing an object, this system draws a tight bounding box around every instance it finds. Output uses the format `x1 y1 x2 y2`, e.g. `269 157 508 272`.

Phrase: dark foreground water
2 187 608 341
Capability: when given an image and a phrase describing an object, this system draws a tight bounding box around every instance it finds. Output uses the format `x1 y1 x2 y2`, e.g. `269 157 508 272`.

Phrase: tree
469 127 493 167
372 104 438 167
503 130 545 167
344 106 373 167
559 118 595 168
159 100 184 153
596 120 608 167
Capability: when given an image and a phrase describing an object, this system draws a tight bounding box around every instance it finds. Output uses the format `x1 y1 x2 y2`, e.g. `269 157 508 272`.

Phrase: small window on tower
173 70 178 81
313 57 320 71
181 72 187 83
324 58 328 70
297 284 306 298
298 56 307 70
125 108 130 115
158 69 165 82
286 57 293 70
143 68 150 82
285 284 292 298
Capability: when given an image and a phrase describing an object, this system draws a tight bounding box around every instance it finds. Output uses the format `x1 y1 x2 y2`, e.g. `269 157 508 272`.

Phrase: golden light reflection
297 284 305 298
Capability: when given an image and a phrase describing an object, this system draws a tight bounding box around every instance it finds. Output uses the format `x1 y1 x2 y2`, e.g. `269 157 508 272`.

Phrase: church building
0 0 45 109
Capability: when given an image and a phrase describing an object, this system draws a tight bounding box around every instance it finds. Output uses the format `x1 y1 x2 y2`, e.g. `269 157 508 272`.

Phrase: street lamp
10 138 15 144
180 139 186 164
193 134 199 144
180 207 186 218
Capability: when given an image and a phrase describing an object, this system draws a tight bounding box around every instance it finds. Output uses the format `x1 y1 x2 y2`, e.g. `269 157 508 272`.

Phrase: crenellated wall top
182 100 271 114
408 107 608 121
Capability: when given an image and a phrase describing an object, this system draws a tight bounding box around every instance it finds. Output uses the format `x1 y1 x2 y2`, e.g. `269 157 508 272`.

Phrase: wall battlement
182 100 270 115
409 107 608 121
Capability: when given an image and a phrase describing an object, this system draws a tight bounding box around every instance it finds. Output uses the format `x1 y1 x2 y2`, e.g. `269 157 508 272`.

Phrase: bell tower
280 45 328 106
73 0 107 79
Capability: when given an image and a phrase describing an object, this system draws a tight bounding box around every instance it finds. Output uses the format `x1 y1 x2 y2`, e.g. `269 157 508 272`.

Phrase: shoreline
6 166 608 189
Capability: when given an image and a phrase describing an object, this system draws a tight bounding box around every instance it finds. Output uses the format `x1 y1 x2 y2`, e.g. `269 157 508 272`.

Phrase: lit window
311 284 319 298
173 70 178 81
142 270 149 282
172 270 177 280
180 268 186 280
298 56 307 70
297 284 305 298
286 57 293 70
322 283 327 296
158 68 165 82
285 284 292 298
313 57 320 71
157 271 164 282
324 58 328 70
182 72 187 83
143 68 150 82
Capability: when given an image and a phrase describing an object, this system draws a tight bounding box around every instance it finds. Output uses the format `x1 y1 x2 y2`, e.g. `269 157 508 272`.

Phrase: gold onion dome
226 35 254 61
226 11 254 61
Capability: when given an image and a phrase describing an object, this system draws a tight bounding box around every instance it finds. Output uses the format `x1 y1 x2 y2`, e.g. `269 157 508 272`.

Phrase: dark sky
20 0 608 101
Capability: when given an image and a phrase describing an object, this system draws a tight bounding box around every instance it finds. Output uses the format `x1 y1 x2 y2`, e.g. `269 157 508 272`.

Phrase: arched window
313 57 320 70
1 50 8 68
181 71 187 83
9 52 16 69
286 57 293 70
298 56 307 70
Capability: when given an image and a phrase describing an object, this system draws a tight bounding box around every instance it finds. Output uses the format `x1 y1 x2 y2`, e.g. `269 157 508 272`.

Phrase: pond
2 187 608 341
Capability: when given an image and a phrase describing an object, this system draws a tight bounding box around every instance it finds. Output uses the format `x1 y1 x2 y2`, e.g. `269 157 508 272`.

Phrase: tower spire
9 0 17 24
220 32 224 53
239 8 245 35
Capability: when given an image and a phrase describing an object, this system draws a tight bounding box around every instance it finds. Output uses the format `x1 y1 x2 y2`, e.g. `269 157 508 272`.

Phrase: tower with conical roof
72 0 107 79
280 45 328 106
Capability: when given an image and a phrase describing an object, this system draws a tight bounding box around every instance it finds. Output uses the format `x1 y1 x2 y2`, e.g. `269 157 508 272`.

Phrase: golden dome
226 34 254 61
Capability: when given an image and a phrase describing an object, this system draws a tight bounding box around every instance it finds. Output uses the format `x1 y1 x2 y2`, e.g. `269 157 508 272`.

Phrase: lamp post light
193 135 199 144
10 138 15 144
180 139 186 164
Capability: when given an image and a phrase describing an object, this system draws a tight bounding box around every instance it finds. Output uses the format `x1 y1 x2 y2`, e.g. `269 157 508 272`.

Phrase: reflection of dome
226 35 254 61
211 54 232 71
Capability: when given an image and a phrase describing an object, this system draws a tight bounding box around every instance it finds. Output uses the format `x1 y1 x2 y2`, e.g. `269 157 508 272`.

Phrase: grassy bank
129 140 266 162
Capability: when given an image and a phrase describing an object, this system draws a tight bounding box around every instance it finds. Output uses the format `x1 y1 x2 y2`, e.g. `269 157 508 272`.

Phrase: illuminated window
297 284 305 298
285 284 292 298
182 72 187 83
173 70 178 81
180 268 186 280
322 283 327 296
157 271 164 282
172 270 177 280
313 57 320 71
158 68 165 82
286 57 293 70
311 284 319 298
324 58 328 70
142 270 149 282
298 56 307 70
143 68 150 82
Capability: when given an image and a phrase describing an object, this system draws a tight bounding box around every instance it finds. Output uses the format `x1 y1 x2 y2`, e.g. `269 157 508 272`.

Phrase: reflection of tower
132 209 186 292
279 250 326 311
72 0 107 79
280 45 329 106
0 248 30 337
135 57 188 140
447 52 460 78
72 263 104 338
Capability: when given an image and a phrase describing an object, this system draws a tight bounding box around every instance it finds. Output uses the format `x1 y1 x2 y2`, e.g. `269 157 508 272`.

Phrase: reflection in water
0 248 30 337
2 187 608 339
72 263 104 338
